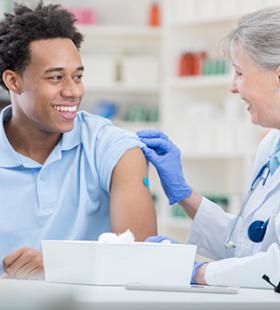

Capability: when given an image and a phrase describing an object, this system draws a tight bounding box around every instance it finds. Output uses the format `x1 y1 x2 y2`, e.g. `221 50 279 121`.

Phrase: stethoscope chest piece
248 219 270 243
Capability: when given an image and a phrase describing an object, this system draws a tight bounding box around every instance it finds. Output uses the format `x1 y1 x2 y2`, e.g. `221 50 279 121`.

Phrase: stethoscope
225 161 271 249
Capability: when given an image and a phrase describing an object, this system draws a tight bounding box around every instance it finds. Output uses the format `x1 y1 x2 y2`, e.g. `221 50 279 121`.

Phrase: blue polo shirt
0 106 143 274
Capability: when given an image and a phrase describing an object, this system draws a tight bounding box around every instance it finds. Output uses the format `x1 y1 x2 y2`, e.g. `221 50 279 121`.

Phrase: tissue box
42 240 196 286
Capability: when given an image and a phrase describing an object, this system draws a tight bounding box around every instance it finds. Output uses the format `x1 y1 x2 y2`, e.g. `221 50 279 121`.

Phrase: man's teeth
54 105 78 112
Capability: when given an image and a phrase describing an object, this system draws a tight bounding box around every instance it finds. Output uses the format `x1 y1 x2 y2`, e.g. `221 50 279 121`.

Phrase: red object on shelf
178 51 193 77
148 1 161 27
192 52 207 75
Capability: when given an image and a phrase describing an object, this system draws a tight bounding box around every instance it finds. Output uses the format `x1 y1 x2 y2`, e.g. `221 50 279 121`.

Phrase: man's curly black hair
0 1 84 90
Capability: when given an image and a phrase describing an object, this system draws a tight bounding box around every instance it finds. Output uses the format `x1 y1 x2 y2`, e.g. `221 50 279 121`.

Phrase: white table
73 284 280 310
1 279 280 310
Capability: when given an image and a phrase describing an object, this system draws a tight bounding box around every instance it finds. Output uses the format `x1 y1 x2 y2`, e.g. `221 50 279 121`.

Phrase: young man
0 2 157 280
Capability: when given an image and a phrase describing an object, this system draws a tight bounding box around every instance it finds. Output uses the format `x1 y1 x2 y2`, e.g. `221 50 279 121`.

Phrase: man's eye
235 71 242 76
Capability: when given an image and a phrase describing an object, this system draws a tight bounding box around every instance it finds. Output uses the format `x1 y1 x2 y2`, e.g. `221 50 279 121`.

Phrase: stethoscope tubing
225 162 270 249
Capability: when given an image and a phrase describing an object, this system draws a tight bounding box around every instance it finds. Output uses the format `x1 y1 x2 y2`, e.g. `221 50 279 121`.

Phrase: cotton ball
118 229 135 243
98 232 119 243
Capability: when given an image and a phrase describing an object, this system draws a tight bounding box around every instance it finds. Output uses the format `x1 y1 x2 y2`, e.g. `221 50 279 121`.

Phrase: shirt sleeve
188 197 237 260
205 243 280 288
94 123 144 193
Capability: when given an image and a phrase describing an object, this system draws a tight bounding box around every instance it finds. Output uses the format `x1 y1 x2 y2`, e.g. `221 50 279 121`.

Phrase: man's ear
2 70 23 93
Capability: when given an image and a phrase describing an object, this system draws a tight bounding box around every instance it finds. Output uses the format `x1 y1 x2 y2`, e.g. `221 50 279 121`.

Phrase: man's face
14 38 84 133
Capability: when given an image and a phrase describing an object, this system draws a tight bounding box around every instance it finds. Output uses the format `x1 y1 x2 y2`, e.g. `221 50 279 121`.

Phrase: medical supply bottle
178 48 193 76
148 1 161 27
192 45 207 76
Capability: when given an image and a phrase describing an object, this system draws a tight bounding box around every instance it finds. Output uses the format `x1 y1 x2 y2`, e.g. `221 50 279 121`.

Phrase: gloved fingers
137 130 169 141
140 138 171 154
191 262 207 285
141 146 159 163
145 235 178 244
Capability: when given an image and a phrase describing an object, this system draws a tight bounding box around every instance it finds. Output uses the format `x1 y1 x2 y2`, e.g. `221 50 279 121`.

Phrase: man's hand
3 247 44 280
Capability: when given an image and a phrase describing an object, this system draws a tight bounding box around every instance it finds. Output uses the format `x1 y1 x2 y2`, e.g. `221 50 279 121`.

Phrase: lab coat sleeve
205 242 280 289
188 197 237 260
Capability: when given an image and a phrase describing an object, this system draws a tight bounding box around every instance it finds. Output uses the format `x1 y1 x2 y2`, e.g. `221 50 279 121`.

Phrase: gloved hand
191 261 207 285
137 130 192 205
145 235 178 244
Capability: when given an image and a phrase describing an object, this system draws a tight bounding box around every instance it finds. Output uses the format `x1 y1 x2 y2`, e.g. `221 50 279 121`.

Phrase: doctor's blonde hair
223 6 280 70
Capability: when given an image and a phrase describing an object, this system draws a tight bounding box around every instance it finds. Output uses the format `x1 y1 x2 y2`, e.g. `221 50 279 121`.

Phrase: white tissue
98 229 135 243
98 232 119 243
118 230 135 243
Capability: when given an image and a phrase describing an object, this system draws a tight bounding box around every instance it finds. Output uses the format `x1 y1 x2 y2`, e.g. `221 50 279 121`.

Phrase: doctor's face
230 43 280 129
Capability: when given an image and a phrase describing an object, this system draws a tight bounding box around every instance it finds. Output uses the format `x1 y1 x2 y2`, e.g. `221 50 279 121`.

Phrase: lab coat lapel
244 167 280 218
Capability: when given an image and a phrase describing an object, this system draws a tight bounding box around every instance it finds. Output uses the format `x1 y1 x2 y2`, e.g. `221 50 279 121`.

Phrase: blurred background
0 0 277 242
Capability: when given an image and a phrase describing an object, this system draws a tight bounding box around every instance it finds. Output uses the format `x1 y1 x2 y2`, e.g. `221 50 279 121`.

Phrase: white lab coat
188 129 280 288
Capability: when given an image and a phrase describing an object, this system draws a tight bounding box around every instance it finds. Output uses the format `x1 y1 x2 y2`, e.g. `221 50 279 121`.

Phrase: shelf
85 83 160 95
78 25 162 40
170 75 233 89
169 15 240 28
180 152 252 160
159 217 191 230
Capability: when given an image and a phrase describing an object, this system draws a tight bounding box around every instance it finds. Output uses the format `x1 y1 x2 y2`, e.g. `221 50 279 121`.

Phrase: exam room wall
2 0 274 244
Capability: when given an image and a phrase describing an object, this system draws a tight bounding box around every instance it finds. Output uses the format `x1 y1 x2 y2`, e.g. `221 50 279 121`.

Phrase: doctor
138 6 280 289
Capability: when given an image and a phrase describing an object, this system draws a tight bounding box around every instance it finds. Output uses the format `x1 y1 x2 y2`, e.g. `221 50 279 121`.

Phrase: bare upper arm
109 147 157 241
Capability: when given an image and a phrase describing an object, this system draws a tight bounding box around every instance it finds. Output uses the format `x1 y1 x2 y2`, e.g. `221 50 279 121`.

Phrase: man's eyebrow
44 66 84 74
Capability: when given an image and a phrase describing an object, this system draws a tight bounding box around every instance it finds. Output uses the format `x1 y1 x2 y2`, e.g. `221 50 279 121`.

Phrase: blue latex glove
137 130 192 205
145 235 178 244
191 261 207 285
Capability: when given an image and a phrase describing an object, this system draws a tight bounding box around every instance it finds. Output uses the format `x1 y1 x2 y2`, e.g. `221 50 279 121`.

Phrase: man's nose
61 78 83 98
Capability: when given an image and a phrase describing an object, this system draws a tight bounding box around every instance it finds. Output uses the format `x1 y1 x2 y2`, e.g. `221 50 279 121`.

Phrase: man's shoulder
77 110 112 128
75 110 141 144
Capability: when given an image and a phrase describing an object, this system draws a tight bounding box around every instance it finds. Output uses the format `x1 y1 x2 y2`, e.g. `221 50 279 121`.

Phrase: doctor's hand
191 262 208 285
3 247 44 280
145 235 178 244
137 130 192 205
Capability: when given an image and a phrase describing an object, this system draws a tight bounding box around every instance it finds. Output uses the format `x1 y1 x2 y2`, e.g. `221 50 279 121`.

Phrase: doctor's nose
230 77 239 94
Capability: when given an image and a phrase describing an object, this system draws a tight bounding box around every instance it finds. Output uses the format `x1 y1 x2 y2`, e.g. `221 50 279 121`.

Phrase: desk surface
1 279 280 310
73 284 280 310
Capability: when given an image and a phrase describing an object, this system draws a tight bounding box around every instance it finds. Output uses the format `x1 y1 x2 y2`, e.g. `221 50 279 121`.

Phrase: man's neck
4 118 61 165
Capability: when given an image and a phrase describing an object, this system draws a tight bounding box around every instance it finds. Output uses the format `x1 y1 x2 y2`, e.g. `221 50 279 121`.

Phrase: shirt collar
0 106 23 167
60 112 82 151
269 138 280 175
0 106 82 168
